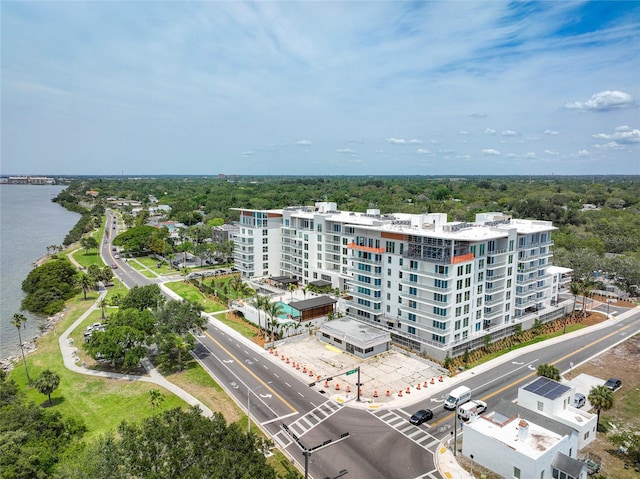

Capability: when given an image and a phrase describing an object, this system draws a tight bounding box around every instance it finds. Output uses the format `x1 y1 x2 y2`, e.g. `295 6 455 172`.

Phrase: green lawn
164 281 228 313
10 295 185 441
71 249 104 269
212 312 260 339
134 256 176 275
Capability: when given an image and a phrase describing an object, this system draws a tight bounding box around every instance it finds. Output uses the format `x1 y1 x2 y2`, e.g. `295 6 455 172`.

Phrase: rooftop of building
466 413 564 459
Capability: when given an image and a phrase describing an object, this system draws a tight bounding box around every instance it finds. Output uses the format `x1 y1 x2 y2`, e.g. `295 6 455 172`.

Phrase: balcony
350 276 383 290
399 278 453 293
484 307 503 319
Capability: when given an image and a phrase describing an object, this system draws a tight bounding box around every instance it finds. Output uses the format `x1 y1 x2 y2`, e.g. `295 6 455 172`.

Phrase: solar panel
522 377 570 400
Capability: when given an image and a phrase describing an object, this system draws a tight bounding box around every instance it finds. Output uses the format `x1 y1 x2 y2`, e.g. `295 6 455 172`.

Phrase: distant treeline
56 175 640 292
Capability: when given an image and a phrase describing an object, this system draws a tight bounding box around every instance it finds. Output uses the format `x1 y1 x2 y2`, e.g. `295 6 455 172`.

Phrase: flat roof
289 296 337 310
309 280 332 288
320 318 390 348
270 276 299 285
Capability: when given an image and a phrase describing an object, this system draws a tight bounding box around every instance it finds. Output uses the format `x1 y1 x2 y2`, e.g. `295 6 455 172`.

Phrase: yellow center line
430 323 632 428
203 330 298 413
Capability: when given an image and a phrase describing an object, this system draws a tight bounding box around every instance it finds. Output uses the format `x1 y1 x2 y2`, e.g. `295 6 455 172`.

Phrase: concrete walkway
58 290 213 417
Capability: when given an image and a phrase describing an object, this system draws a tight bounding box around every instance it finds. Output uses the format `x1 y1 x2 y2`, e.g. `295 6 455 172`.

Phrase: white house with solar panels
462 399 589 479
518 377 597 450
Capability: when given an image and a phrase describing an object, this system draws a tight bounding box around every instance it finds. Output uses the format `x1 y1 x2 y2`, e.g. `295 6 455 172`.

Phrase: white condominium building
232 202 561 361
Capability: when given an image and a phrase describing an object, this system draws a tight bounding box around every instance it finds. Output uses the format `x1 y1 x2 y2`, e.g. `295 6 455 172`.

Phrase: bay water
0 184 80 362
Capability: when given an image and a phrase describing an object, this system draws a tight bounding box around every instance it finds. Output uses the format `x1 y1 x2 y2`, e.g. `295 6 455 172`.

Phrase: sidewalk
58 291 213 417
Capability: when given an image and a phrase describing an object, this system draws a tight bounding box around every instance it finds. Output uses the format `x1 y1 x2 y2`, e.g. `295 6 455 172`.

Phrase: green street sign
346 368 358 376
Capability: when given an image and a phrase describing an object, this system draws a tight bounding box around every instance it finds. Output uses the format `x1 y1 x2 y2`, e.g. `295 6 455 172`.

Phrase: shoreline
1 308 69 372
2 244 81 370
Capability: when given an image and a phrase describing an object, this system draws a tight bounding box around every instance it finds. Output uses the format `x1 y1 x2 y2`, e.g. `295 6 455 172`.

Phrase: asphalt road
103 212 640 479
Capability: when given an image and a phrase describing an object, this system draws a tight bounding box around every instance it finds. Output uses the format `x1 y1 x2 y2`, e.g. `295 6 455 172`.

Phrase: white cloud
459 130 469 135
501 130 517 136
483 128 497 135
469 113 487 119
578 149 589 156
295 139 312 145
482 149 500 155
385 137 422 145
593 141 623 150
543 130 560 136
336 148 355 153
544 149 559 155
592 128 640 143
416 148 432 154
564 90 635 111
525 152 536 158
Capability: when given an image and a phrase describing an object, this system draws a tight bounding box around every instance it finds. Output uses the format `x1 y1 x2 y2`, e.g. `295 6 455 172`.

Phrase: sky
1 1 639 176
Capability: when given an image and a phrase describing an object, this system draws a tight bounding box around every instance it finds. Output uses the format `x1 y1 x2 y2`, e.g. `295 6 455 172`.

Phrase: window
537 401 544 411
263 246 268 252
408 326 416 334
514 467 521 479
457 265 463 275
465 264 472 274
432 320 446 330
408 313 416 322
478 259 484 269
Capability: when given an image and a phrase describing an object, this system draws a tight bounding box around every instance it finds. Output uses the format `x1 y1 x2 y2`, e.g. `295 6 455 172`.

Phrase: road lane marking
202 330 297 413
429 323 633 428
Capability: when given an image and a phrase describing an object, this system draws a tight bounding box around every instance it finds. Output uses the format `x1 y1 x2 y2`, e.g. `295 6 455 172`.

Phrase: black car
409 409 433 425
604 378 622 391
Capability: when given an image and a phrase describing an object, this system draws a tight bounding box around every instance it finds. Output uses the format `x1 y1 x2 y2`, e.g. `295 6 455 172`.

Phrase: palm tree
11 313 31 385
97 298 109 319
581 281 594 317
266 302 285 346
569 282 581 317
289 282 297 301
536 363 560 381
76 272 94 300
34 369 60 406
252 295 269 337
149 389 165 417
588 385 614 430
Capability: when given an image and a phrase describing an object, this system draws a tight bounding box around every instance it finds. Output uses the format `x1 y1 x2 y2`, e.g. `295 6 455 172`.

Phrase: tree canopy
54 407 279 479
21 258 79 314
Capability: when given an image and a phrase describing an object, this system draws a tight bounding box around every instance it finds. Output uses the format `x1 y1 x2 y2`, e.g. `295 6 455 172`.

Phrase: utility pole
282 424 350 479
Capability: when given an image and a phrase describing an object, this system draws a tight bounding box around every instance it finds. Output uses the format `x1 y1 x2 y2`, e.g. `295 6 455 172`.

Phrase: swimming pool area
276 301 300 319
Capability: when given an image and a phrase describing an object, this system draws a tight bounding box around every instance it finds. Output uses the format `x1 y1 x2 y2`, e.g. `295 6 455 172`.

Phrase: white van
444 385 471 410
457 400 487 421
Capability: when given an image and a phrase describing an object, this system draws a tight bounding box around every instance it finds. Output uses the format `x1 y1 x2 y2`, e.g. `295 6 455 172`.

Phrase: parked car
111 264 118 269
573 392 586 408
457 400 487 421
604 378 622 391
409 409 433 425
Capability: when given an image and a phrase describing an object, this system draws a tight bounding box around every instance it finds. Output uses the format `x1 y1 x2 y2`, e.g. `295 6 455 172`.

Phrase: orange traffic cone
346 385 351 393
373 390 379 398
406 387 411 394
423 381 428 388
416 383 421 390
439 375 444 382
430 377 435 384
324 380 329 388
386 390 391 396
335 383 340 391
398 389 403 397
